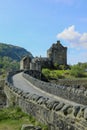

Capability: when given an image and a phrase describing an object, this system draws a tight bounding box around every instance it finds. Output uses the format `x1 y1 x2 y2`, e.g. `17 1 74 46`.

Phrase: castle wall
47 41 67 65
52 48 67 65
30 62 41 72
20 60 24 70
20 41 67 72
20 56 31 70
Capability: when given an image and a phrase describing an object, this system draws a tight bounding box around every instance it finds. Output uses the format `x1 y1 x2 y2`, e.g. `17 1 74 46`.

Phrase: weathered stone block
84 108 87 120
21 124 41 130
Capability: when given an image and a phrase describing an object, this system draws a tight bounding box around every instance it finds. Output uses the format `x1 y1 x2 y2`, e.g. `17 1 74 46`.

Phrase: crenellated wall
4 71 87 130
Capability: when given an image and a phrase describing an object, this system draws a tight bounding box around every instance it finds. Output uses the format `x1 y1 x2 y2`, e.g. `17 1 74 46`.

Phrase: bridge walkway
12 72 82 106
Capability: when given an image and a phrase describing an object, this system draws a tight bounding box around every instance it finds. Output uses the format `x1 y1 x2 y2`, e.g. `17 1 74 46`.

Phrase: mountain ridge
0 42 33 61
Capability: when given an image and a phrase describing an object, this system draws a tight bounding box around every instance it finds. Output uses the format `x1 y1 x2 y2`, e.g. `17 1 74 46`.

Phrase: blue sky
0 0 87 64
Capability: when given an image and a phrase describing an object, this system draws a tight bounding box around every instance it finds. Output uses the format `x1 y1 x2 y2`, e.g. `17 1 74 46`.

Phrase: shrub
42 68 50 79
70 65 85 77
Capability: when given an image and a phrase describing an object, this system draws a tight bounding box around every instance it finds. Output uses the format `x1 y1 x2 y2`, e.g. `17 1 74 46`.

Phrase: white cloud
57 25 87 48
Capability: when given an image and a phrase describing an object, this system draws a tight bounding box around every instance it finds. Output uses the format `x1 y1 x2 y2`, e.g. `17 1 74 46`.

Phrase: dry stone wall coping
5 71 87 121
22 72 87 105
21 124 42 130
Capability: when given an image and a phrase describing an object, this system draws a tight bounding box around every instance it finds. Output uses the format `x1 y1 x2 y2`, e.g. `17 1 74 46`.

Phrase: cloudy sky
0 0 87 64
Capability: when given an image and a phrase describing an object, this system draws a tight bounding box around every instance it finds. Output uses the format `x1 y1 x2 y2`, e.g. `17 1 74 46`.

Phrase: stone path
12 72 83 106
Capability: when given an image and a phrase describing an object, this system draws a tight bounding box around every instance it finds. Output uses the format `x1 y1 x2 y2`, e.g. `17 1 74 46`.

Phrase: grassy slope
0 107 48 130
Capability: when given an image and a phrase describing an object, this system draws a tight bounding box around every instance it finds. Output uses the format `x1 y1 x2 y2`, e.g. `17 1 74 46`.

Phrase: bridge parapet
23 71 87 106
4 71 87 130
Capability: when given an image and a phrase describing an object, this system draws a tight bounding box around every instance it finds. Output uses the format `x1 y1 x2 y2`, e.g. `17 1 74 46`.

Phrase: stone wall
24 70 42 80
50 78 87 89
23 72 87 105
4 72 87 130
0 80 7 108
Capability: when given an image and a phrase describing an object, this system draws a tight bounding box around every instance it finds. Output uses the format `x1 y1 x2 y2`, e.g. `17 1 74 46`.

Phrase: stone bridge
3 70 87 130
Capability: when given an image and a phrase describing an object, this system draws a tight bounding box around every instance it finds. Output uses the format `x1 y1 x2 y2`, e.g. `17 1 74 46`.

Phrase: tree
70 64 85 77
0 56 20 74
42 68 50 79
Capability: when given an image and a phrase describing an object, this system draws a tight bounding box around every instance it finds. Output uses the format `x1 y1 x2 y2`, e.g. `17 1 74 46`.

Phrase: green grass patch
0 107 48 130
42 68 71 79
42 68 87 80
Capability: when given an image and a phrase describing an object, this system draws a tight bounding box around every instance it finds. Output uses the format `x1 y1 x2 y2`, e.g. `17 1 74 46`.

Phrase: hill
0 43 33 75
0 43 33 61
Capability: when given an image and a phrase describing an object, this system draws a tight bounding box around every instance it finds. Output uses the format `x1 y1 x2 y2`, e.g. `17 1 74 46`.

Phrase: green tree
42 68 50 79
70 64 85 77
0 56 19 74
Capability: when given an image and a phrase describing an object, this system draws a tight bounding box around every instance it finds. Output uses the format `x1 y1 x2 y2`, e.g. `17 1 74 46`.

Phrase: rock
54 102 64 111
37 97 47 105
61 104 73 115
77 106 85 118
46 100 59 110
21 124 42 130
84 108 87 120
84 91 87 96
73 106 80 117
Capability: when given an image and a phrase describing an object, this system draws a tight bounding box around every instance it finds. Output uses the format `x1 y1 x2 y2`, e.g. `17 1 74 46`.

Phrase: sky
0 0 87 64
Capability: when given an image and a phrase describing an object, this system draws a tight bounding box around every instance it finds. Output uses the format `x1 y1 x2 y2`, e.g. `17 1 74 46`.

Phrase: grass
0 107 48 130
42 68 87 79
42 68 71 79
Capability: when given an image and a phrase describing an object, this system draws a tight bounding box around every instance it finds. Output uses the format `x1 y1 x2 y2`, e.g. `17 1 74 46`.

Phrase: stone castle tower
47 41 67 65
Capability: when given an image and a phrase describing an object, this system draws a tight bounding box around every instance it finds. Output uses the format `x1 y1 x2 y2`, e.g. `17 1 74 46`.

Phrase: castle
20 41 67 71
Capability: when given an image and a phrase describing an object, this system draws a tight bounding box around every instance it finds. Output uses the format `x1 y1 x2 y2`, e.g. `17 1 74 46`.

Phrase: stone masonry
20 41 67 71
4 71 87 130
47 40 67 65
